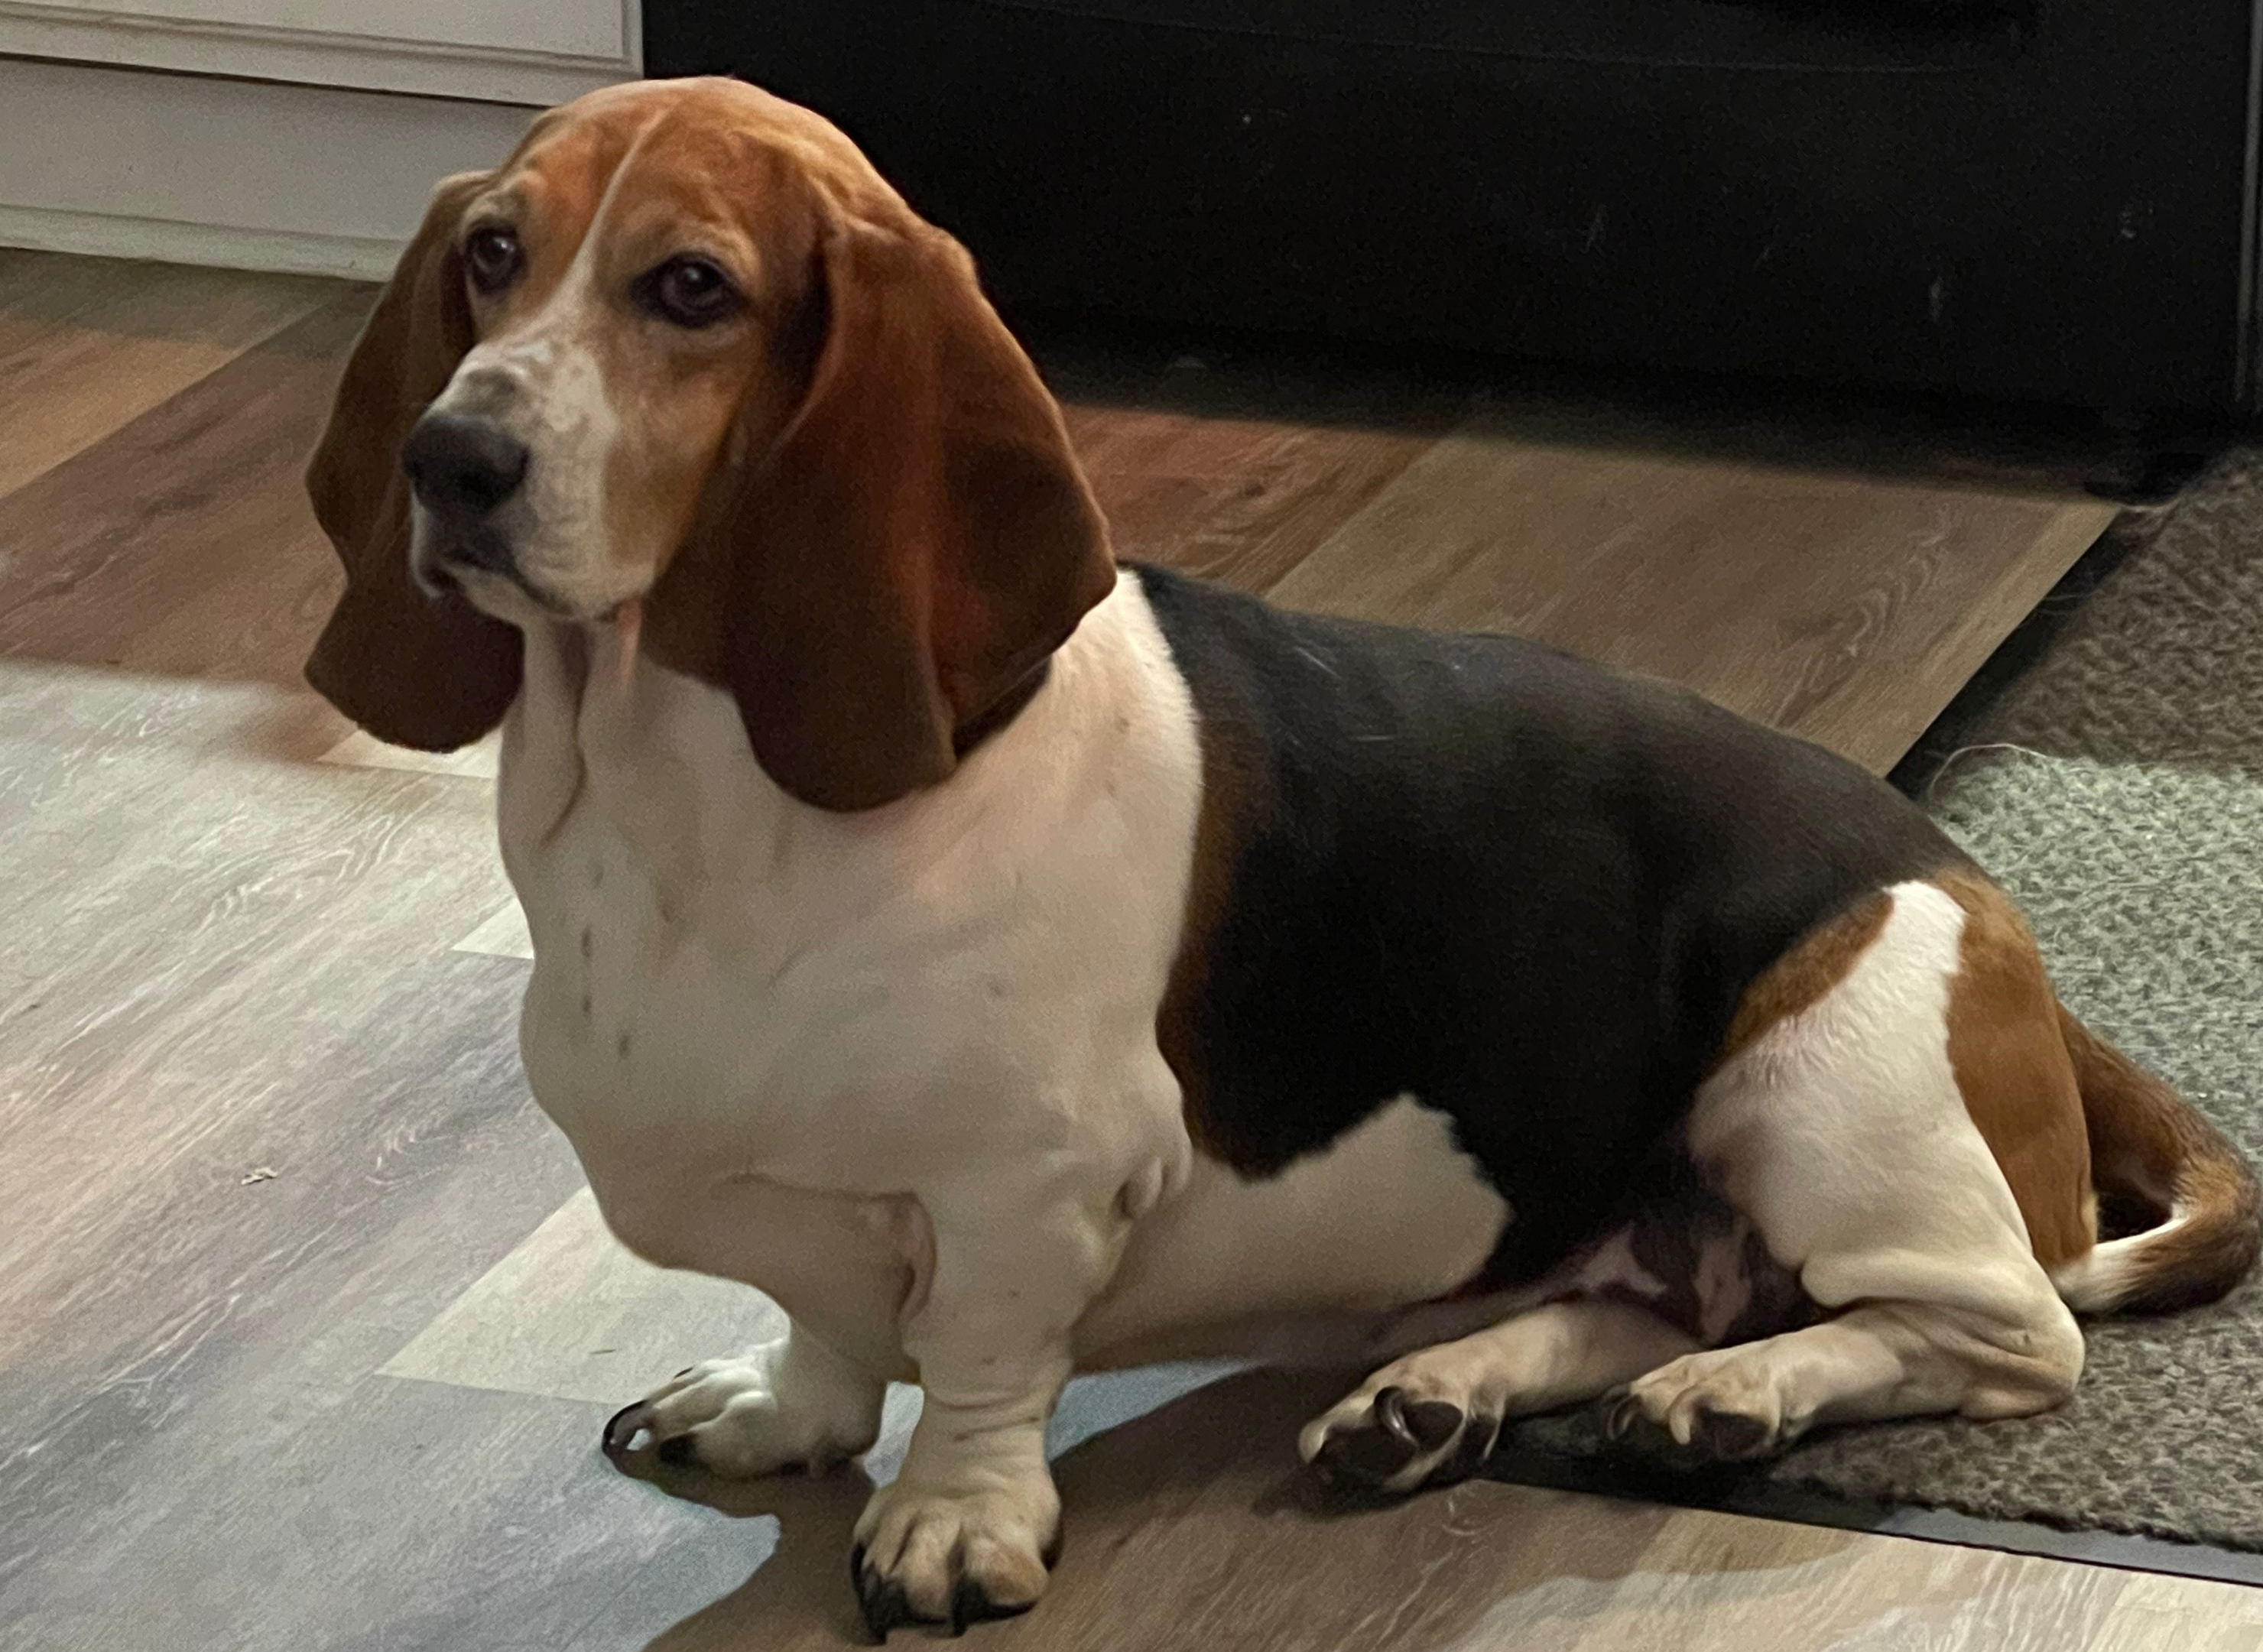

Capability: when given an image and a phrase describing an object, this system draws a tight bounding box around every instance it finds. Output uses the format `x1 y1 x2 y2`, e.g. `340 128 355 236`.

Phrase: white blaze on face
425 263 635 621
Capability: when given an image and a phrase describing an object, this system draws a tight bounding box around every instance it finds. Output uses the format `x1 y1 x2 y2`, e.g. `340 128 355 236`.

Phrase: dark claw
850 1546 1041 1641
852 1547 922 1643
1313 1421 1419 1488
1597 1388 1641 1444
601 1401 653 1461
1443 1412 1502 1478
1401 1397 1466 1450
950 1575 1034 1637
1598 1403 1693 1467
1374 1387 1418 1449
1688 1406 1778 1462
1315 1388 1472 1494
1594 1391 1778 1470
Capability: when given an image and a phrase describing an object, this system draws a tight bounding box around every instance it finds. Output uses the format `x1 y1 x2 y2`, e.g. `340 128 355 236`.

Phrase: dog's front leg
851 1177 1119 1637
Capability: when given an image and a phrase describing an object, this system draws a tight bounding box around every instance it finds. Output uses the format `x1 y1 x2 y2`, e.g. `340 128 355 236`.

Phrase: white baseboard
0 57 552 279
0 204 410 281
0 0 638 106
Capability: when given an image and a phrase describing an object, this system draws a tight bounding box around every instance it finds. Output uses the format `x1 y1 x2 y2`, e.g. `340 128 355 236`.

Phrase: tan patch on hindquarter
1713 892 1894 1072
1935 870 2096 1271
1719 878 2096 1271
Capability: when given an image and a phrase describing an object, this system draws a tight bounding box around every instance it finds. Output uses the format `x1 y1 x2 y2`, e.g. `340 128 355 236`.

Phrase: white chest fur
496 575 1209 1368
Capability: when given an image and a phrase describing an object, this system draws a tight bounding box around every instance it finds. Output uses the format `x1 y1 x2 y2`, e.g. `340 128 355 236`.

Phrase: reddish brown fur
1154 713 1267 1167
2057 1001 2261 1313
304 172 521 751
1935 870 2097 1271
1710 891 1894 1074
304 77 1113 810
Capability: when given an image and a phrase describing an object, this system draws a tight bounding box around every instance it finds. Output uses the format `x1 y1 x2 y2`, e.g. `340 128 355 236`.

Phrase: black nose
403 411 529 517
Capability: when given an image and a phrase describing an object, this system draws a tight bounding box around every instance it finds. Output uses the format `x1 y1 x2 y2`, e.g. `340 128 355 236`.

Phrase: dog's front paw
851 1472 1060 1638
602 1342 881 1478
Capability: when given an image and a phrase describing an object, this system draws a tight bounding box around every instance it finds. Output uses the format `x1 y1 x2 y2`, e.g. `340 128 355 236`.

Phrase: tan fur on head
304 76 1113 810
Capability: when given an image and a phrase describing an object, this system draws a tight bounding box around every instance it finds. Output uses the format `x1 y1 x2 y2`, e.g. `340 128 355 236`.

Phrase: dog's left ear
303 170 523 751
654 209 1114 811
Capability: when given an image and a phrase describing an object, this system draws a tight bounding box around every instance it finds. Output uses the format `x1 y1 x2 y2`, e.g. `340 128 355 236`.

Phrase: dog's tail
2048 1005 2261 1316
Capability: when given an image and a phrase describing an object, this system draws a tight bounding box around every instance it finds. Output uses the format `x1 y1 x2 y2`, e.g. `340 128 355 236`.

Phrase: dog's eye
641 257 740 329
464 227 523 295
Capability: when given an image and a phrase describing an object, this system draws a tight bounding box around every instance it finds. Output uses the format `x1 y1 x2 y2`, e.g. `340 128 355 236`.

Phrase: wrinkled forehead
482 109 644 246
459 82 882 300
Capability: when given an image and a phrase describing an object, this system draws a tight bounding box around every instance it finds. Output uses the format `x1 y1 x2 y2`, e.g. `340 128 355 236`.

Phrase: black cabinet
648 1 2263 413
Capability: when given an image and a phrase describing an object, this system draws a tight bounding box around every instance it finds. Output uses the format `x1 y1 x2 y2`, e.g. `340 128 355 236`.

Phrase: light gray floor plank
0 248 341 500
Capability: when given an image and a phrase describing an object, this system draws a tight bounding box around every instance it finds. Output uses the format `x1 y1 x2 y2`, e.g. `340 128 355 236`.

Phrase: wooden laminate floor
5 246 2239 1652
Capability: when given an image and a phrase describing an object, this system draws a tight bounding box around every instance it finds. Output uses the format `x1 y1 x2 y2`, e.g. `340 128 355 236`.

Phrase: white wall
0 57 547 279
0 0 641 276
0 0 638 102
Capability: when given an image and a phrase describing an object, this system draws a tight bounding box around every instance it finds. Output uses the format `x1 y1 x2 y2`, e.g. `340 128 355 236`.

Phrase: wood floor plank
453 897 535 959
2109 1576 2263 1652
1048 346 1469 594
380 1189 784 1407
0 249 343 500
322 726 501 777
0 289 371 684
1268 416 2117 773
1067 402 1459 592
0 667 563 1595
7 1378 748 1652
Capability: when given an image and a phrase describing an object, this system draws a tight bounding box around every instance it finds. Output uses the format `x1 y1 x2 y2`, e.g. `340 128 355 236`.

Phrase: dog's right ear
303 171 523 751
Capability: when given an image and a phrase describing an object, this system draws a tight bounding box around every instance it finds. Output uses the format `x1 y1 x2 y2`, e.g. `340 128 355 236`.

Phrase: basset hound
304 76 2261 1638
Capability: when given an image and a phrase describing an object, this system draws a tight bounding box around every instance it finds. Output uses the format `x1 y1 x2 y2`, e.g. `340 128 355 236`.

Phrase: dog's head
305 77 1112 810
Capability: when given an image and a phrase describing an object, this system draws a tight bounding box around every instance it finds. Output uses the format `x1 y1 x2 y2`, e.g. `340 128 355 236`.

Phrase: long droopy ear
303 172 522 750
657 212 1115 812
